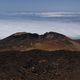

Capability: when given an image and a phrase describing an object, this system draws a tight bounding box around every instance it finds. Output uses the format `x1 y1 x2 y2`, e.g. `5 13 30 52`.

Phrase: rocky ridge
0 32 80 51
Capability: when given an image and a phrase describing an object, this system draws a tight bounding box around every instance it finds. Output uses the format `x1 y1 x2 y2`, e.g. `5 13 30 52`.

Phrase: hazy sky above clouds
0 0 80 12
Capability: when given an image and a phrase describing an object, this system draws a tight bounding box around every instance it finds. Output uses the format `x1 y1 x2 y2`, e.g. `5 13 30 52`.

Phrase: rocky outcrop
0 32 80 51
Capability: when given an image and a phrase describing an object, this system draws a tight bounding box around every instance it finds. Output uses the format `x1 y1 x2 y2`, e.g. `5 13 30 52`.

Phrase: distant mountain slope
75 39 80 43
0 32 80 51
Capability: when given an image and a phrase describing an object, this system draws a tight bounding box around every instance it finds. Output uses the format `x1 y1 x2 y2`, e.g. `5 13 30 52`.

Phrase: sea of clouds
0 12 80 39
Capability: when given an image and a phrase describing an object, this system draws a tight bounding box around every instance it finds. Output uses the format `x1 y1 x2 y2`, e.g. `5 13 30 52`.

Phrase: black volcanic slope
0 50 79 80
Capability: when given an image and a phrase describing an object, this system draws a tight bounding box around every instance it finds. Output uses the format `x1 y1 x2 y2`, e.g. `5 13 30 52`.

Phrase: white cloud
0 19 80 39
1 11 80 17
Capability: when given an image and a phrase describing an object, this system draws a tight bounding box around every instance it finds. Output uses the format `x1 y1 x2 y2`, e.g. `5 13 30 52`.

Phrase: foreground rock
0 50 79 80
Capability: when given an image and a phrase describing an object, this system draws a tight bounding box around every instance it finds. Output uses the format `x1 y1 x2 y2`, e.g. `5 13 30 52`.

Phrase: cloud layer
0 12 80 39
0 20 80 39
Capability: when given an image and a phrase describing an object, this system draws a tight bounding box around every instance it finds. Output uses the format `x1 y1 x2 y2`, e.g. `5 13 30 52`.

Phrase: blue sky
0 0 80 12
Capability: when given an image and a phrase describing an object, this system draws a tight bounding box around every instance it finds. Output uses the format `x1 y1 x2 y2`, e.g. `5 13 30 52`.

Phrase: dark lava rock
0 50 79 80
